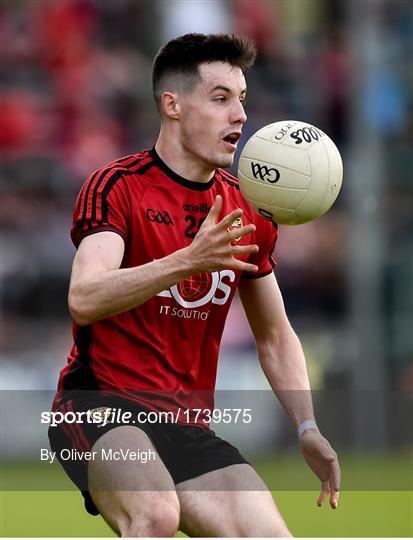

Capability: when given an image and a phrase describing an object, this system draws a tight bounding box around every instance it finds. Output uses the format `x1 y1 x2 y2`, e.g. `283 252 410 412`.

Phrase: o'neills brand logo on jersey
157 270 236 309
183 203 211 213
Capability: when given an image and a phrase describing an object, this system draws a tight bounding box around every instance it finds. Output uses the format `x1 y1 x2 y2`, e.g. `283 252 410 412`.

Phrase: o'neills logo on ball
227 217 243 241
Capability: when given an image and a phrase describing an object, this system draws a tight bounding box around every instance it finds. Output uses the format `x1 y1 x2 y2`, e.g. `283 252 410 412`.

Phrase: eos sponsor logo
146 208 173 225
251 162 280 184
157 269 235 308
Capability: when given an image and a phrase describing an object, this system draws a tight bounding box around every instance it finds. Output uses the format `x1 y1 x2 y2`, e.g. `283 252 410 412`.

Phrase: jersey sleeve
71 168 130 248
241 216 278 279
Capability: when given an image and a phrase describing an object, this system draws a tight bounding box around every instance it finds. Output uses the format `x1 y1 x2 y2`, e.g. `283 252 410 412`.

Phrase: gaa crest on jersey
227 216 243 241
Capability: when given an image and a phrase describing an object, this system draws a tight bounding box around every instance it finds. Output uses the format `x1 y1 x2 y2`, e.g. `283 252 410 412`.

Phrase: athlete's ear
161 92 181 120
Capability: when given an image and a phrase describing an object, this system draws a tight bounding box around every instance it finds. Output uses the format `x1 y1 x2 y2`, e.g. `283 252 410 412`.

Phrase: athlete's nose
231 99 247 125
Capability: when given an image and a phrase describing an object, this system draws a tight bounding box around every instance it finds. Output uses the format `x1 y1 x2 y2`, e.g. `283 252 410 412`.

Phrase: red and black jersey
54 149 277 425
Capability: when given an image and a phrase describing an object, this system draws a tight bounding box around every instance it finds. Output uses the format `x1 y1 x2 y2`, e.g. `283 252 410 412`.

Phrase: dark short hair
152 33 256 112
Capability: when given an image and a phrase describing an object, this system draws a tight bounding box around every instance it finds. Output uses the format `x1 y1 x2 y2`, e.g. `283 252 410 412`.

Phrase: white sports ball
237 120 343 225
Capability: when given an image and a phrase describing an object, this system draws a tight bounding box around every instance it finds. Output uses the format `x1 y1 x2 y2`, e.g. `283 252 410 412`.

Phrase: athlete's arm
238 273 340 508
69 195 258 325
238 273 313 420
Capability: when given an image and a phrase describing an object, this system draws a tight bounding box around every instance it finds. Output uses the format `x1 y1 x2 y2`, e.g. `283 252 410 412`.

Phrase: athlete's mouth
223 132 241 145
222 132 241 151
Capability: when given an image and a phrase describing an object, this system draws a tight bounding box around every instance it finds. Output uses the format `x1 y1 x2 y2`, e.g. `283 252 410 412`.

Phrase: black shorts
48 395 249 516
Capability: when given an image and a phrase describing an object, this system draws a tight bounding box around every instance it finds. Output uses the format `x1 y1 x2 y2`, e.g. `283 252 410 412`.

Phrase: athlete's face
178 62 247 170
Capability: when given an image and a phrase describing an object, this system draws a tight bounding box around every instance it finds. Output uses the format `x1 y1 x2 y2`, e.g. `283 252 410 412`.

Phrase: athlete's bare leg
88 426 179 537
176 463 292 537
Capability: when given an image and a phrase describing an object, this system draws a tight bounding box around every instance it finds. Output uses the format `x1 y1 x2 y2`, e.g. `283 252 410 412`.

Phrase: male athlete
49 33 340 537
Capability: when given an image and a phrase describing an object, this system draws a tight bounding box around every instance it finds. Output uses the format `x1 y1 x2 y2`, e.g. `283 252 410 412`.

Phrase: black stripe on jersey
100 159 155 223
90 168 116 222
82 219 99 232
219 169 239 183
241 268 274 280
134 159 155 176
89 157 143 222
112 154 140 165
79 153 141 219
61 359 101 391
79 169 100 221
76 325 93 368
100 170 124 223
62 325 100 391
219 170 240 191
82 154 152 222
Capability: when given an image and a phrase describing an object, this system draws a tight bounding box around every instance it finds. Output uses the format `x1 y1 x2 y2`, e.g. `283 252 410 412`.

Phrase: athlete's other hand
300 429 340 509
186 195 259 274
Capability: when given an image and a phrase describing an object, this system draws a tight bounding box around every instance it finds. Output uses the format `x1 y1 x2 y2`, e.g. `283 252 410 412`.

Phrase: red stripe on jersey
218 169 240 189
125 154 153 174
86 155 142 221
95 155 154 222
219 169 240 183
109 153 143 168
78 154 142 219
82 168 108 221
85 155 154 223
89 168 118 222
94 155 151 222
77 171 98 221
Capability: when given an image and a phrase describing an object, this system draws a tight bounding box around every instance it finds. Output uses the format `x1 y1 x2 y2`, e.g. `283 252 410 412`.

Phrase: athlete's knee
118 493 180 537
142 499 180 537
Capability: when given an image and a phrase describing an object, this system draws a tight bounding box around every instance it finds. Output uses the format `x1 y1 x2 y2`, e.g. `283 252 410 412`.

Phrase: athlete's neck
155 133 215 184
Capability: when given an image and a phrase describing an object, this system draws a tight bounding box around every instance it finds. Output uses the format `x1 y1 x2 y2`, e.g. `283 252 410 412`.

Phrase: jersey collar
150 148 215 191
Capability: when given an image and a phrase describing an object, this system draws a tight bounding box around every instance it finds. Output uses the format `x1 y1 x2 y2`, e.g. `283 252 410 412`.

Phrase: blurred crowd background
1 0 412 454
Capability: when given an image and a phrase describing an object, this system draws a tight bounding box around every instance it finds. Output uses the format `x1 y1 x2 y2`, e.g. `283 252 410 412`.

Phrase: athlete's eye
214 96 227 102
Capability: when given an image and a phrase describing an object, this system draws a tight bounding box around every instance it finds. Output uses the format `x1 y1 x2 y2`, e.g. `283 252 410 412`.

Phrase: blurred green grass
1 453 412 537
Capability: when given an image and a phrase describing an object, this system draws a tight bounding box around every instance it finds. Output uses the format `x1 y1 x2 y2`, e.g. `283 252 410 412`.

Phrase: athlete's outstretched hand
186 195 259 274
300 429 341 509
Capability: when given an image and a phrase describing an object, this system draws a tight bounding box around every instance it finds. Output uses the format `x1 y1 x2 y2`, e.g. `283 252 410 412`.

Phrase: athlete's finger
227 224 256 241
231 244 259 254
330 488 339 509
216 207 243 230
317 481 330 507
330 457 341 493
230 260 258 273
205 195 222 224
